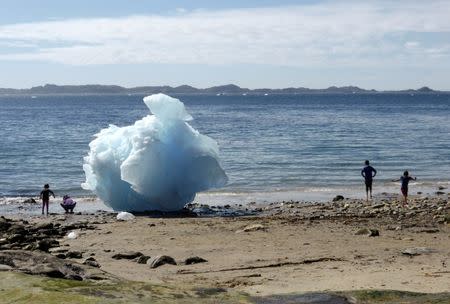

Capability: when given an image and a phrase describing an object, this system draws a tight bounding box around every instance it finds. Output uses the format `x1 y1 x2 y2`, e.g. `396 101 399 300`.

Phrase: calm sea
1 93 449 205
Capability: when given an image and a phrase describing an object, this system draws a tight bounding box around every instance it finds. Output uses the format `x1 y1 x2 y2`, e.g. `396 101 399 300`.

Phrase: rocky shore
1 195 449 303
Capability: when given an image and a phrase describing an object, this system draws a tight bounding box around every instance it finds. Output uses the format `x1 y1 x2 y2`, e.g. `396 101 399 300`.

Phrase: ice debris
116 212 135 221
82 94 227 212
67 231 78 239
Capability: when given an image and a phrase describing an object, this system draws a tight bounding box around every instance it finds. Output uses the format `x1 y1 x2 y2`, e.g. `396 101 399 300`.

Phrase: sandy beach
2 193 449 303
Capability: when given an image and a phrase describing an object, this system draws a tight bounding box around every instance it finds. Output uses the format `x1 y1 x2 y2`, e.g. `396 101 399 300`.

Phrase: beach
1 193 449 303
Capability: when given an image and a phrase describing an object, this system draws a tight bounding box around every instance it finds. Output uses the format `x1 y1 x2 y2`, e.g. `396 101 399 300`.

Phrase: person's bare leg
402 195 407 207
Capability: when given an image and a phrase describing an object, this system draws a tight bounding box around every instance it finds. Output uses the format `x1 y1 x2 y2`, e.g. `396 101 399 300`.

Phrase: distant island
0 84 446 96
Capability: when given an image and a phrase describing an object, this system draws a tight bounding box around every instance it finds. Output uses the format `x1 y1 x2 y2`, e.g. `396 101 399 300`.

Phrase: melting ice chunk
82 94 227 212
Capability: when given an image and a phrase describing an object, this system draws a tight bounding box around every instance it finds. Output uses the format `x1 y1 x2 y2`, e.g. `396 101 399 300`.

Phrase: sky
0 0 449 90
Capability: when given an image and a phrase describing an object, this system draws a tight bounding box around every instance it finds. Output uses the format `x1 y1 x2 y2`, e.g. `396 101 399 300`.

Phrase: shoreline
1 194 449 300
1 180 448 215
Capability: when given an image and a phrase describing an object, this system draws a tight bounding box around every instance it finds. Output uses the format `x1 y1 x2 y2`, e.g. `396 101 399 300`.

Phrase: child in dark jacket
40 184 55 215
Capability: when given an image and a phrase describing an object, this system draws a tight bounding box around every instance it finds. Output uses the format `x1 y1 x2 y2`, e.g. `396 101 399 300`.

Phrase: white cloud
0 1 449 67
405 41 420 49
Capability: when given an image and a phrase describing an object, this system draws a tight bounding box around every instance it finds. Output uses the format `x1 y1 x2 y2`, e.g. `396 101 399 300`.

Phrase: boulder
355 228 379 237
147 255 177 268
136 255 151 264
371 203 385 209
83 257 100 268
22 198 37 204
6 234 26 243
35 222 54 230
184 256 208 265
66 251 83 259
333 195 345 202
0 250 113 281
0 217 12 231
111 251 143 260
36 239 60 252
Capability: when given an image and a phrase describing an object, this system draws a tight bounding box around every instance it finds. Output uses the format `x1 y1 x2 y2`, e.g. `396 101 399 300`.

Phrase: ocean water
1 93 449 208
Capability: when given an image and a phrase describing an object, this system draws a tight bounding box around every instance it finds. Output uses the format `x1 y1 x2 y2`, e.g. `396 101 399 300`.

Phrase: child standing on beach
40 184 55 215
392 171 417 206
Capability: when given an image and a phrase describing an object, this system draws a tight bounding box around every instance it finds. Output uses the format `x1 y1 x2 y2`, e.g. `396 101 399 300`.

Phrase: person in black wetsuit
40 184 55 215
361 160 377 201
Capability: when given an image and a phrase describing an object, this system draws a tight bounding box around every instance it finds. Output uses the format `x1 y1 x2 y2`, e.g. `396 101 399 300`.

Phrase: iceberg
82 94 227 212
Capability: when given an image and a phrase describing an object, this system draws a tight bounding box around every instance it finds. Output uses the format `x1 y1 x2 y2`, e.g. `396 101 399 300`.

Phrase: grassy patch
0 272 251 304
346 290 450 304
1 273 450 304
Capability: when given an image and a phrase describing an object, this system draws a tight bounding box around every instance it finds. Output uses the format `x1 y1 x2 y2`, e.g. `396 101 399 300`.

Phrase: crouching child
61 195 76 213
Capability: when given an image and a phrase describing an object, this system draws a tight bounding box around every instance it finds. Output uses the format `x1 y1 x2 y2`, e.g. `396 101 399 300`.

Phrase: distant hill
0 84 445 96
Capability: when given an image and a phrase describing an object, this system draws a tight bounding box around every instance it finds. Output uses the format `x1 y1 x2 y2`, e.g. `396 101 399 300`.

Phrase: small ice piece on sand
67 231 78 239
116 212 135 221
82 94 228 212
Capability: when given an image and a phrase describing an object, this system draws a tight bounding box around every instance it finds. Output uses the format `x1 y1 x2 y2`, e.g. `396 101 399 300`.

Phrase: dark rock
35 222 54 230
438 186 446 190
21 243 36 250
39 229 60 236
49 247 69 254
36 239 59 252
22 198 37 204
0 217 12 231
6 234 26 243
333 195 345 202
111 251 143 260
194 287 227 296
60 222 90 231
436 191 445 195
7 224 27 235
147 255 177 268
66 251 83 259
185 256 208 265
371 203 385 209
253 292 352 304
83 257 100 268
355 228 380 237
136 255 151 264
417 228 440 233
0 250 114 281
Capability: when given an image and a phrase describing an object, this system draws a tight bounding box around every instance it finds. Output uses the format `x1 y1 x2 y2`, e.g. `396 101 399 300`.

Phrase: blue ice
82 94 228 211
